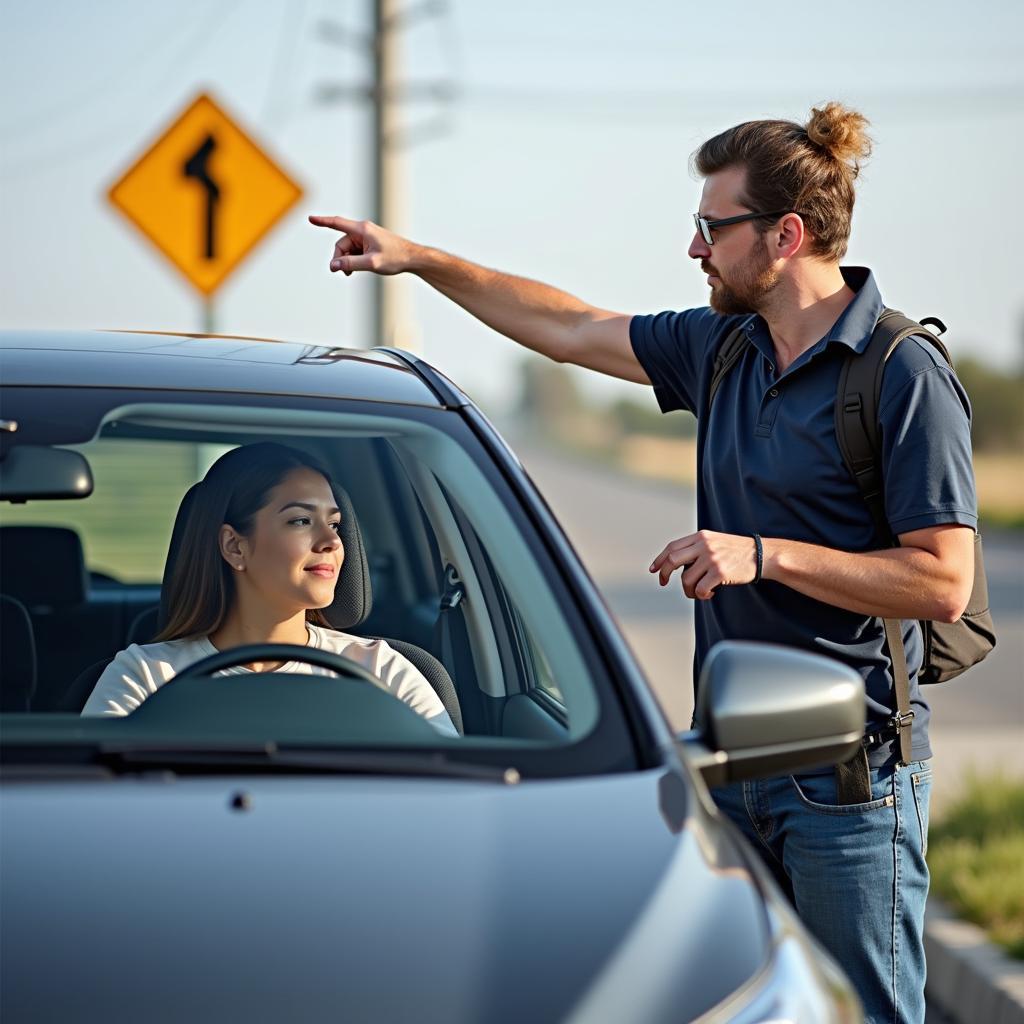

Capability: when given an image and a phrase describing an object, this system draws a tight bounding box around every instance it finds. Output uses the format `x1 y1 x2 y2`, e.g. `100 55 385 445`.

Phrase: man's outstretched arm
309 215 649 385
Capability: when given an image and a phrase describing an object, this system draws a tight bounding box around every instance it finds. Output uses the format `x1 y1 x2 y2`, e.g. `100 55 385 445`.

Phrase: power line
260 0 311 129
0 0 242 177
0 6 195 141
452 83 1024 121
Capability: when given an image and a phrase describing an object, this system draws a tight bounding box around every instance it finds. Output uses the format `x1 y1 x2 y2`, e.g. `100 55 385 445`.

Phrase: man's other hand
649 530 758 600
308 215 415 276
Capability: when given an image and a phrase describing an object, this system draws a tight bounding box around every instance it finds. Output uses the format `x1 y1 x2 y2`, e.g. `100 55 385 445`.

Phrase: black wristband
752 533 763 584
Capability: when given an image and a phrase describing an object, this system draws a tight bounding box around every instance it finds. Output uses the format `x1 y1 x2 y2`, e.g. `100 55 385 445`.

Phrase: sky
3 0 1023 413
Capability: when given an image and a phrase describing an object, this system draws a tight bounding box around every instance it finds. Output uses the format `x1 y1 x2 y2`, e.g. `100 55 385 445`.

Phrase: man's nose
688 231 710 261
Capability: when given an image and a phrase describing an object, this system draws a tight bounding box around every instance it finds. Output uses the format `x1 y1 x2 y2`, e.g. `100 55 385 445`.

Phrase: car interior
0 395 615 759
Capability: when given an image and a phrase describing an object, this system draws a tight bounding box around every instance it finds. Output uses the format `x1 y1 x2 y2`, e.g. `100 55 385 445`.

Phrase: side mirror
679 641 864 787
0 446 93 502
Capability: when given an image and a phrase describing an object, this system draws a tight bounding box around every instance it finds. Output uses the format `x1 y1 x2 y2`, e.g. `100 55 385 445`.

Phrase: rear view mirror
0 446 93 502
680 641 864 787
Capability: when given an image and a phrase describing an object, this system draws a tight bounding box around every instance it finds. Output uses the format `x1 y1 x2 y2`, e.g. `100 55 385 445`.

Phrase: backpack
708 308 997 765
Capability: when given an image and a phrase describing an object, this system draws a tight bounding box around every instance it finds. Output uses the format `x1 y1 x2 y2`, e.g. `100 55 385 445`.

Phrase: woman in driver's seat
82 443 457 736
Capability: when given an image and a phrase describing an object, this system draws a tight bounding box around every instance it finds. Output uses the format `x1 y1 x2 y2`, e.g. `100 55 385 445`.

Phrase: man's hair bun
806 102 872 174
694 102 873 261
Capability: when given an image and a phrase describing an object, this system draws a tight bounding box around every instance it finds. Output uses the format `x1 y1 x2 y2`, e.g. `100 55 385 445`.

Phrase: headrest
160 479 372 632
325 485 373 630
0 525 88 608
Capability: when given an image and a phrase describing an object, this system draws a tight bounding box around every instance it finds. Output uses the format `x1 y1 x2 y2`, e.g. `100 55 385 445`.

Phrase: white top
81 623 458 737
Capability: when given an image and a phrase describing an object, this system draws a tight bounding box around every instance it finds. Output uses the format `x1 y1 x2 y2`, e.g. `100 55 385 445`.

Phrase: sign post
108 92 303 329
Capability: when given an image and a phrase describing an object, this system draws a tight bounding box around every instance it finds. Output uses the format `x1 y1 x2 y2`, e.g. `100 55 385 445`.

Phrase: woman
82 443 458 736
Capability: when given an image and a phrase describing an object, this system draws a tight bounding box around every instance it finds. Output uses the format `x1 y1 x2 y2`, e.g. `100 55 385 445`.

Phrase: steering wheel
118 642 441 743
171 644 388 691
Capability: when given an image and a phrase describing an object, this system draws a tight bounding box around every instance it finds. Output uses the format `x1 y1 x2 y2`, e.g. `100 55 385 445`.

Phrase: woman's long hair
155 443 337 642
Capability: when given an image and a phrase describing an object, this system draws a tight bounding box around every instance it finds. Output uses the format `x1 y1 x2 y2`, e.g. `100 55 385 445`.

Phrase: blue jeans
711 760 932 1024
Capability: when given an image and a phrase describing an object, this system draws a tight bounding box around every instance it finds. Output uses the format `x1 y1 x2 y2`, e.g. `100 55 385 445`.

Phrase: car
0 329 866 1023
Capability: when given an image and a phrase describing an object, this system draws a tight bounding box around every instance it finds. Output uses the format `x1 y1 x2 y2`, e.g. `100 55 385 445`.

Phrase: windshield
0 388 635 776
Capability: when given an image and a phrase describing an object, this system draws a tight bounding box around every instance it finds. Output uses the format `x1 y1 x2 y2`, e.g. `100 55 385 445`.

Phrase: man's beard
705 235 780 315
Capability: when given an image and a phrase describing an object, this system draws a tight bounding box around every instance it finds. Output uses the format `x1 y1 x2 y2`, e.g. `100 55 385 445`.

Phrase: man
310 102 976 1024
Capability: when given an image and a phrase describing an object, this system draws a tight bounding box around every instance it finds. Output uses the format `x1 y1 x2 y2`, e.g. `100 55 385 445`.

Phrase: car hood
0 767 768 1023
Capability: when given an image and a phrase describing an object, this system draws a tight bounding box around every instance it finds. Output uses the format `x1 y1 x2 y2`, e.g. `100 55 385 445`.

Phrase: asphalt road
513 440 1024 811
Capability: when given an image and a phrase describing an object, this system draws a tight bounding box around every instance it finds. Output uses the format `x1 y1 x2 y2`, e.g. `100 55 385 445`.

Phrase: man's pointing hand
308 215 414 277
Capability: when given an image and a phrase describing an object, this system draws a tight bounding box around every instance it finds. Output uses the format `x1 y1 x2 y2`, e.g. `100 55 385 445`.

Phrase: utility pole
316 1 455 349
371 0 399 349
368 0 407 348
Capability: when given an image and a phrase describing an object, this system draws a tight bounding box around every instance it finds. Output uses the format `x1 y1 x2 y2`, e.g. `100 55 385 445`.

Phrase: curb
925 896 1024 1024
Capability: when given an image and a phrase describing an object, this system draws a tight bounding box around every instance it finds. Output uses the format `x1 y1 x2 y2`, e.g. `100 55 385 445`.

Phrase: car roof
0 329 458 408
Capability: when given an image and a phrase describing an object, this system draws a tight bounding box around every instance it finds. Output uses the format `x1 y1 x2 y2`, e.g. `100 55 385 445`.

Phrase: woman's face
223 466 344 614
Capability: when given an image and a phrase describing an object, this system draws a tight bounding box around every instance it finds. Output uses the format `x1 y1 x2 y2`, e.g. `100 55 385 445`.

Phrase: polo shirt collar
746 266 884 359
823 266 885 354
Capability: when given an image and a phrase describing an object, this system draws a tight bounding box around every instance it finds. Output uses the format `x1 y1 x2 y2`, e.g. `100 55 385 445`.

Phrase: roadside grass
927 773 1024 959
973 452 1024 529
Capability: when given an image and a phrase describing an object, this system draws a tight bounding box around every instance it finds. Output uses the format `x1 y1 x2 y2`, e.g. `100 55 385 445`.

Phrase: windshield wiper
96 742 521 783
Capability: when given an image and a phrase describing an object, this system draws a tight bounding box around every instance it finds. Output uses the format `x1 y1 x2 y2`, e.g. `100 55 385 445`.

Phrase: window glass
0 440 232 582
524 627 564 705
1 400 602 749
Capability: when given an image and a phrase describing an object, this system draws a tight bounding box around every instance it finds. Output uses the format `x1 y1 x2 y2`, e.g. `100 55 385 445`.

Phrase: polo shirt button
767 363 774 373
769 388 780 397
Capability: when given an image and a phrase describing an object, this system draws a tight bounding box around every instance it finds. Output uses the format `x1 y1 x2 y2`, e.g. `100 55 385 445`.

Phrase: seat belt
432 564 465 675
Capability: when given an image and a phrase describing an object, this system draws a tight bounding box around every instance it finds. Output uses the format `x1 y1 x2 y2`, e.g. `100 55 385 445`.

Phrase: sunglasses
693 209 801 246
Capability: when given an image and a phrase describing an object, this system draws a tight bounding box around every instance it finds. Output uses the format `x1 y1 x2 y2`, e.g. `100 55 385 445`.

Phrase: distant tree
608 397 696 439
955 358 1024 452
1018 309 1024 373
515 357 585 424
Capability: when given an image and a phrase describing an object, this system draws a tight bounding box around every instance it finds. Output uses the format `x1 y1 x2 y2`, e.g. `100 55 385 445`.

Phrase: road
513 440 1024 812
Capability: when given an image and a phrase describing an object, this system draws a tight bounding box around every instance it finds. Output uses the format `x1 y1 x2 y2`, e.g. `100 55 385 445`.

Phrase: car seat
0 526 121 709
61 483 464 733
0 594 37 712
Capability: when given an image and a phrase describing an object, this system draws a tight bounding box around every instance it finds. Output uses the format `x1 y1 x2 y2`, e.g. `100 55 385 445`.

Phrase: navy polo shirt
630 267 977 767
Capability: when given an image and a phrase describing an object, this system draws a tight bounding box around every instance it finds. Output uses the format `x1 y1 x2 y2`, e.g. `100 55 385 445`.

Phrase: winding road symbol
182 133 220 261
107 92 302 297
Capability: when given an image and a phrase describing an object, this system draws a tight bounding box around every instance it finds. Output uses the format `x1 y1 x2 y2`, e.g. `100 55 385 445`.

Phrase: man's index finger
308 214 360 233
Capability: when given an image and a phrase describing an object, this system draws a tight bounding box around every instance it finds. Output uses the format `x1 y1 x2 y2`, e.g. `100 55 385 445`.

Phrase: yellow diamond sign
108 92 303 297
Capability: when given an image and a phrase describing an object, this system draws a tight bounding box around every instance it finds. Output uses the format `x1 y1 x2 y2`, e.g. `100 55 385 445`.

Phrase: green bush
928 774 1024 959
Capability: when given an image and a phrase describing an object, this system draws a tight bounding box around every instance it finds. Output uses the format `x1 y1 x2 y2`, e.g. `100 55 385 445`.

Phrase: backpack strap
835 308 948 540
707 322 752 414
835 306 952 765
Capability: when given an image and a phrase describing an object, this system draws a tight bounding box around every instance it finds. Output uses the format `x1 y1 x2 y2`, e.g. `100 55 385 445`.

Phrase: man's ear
773 212 806 259
219 525 247 572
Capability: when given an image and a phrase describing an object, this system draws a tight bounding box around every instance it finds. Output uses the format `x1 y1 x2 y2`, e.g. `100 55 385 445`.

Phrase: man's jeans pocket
910 763 932 856
789 767 896 815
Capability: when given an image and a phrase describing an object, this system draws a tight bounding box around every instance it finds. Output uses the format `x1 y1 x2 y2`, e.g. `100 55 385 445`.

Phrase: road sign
108 92 303 297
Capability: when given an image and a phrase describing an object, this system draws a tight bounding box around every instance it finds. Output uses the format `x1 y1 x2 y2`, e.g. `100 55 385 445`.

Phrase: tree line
517 355 1022 453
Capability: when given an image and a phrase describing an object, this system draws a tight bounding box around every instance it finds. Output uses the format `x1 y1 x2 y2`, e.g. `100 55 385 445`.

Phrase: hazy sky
3 0 1023 412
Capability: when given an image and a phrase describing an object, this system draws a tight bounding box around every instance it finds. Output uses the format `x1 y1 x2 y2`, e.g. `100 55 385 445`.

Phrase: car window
0 440 232 583
0 392 632 775
522 624 565 706
433 501 566 710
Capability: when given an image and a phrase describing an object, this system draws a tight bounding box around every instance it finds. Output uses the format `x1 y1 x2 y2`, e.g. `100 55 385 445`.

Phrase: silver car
0 330 864 1022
